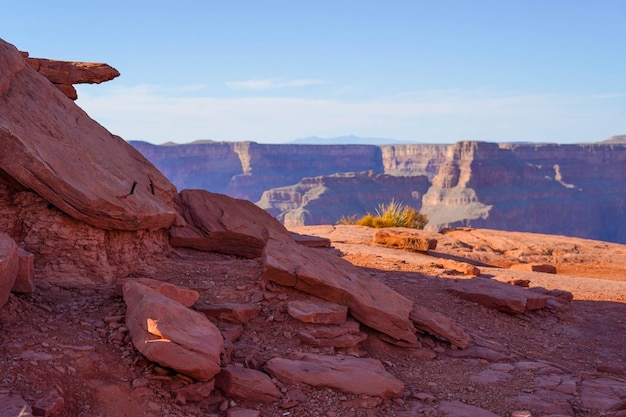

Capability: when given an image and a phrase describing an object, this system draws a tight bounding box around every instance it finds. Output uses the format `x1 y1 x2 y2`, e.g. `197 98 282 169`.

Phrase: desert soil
1 225 625 417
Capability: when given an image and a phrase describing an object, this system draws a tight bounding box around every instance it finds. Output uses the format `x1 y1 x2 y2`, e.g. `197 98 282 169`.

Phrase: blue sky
3 1 625 144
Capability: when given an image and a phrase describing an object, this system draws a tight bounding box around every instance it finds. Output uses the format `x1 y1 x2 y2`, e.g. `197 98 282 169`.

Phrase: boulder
215 364 281 403
263 238 417 344
0 38 178 231
445 277 549 313
287 299 348 324
194 302 260 324
373 229 437 252
409 305 470 349
0 233 18 308
265 353 404 398
170 189 292 258
116 277 199 307
12 248 35 293
123 280 224 381
510 263 557 274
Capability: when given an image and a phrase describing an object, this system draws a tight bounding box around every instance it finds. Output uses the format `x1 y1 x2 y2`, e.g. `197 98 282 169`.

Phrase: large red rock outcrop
22 51 120 100
0 38 178 232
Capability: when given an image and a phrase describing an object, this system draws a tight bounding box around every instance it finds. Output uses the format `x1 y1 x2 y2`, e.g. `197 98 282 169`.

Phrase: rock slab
263 238 417 344
123 280 224 381
215 364 281 403
265 353 404 398
445 277 548 313
287 299 348 324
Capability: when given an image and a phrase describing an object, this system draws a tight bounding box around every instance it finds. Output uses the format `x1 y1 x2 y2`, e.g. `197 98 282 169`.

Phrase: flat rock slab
170 189 292 258
123 280 224 381
580 377 626 411
0 39 178 231
215 364 281 403
263 238 417 344
297 320 368 347
265 353 404 398
0 233 18 308
287 299 348 324
373 229 437 252
438 401 501 417
445 277 549 313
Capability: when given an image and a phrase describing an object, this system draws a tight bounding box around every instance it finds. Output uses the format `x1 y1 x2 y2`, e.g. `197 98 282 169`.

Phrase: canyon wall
131 140 626 243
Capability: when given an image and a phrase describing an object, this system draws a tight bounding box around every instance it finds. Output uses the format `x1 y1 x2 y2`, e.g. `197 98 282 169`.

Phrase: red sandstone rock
296 319 366 347
409 305 471 349
445 277 549 313
439 258 481 276
171 189 291 258
32 390 65 417
226 409 260 417
373 229 437 252
290 231 332 248
173 381 215 403
510 263 557 274
0 393 33 417
116 278 199 307
123 281 224 381
0 233 18 308
0 39 178 231
215 364 281 403
194 302 260 324
580 378 626 411
263 238 417 344
438 401 501 417
265 353 404 398
297 329 368 348
12 248 35 293
24 54 120 84
287 299 348 324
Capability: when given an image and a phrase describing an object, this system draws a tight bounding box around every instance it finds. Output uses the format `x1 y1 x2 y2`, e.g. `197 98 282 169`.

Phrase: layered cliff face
421 141 626 242
132 141 386 201
257 172 431 227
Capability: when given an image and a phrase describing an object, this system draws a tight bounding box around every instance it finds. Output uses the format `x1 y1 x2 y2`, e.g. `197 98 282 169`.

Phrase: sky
3 1 626 144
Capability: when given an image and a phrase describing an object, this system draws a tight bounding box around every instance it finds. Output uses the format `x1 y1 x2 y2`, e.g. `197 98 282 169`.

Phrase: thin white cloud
225 78 326 90
75 84 626 144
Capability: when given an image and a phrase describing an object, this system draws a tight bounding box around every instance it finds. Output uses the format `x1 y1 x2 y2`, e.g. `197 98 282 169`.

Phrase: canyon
132 138 626 243
2 36 626 417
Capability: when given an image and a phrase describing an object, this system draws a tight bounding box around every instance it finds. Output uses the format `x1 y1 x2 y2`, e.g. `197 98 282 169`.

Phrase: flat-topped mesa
20 51 120 100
